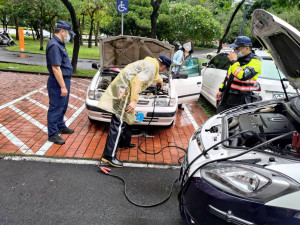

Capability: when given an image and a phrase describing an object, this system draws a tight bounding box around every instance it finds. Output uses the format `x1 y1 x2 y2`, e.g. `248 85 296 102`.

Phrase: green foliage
164 3 223 44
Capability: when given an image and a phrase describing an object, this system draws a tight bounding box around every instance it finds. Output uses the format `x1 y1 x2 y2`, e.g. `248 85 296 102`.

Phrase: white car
201 50 297 108
85 36 202 126
180 9 300 225
206 48 231 60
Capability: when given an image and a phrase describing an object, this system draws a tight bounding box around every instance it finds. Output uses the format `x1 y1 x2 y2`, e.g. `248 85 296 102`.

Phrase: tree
165 3 223 44
60 0 80 72
217 0 245 53
150 0 162 38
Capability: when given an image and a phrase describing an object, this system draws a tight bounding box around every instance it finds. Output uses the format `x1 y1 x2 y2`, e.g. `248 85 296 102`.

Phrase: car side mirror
92 63 100 70
202 62 208 67
177 73 188 79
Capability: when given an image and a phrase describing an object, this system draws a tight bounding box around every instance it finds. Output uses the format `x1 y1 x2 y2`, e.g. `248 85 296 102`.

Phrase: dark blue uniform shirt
46 35 73 76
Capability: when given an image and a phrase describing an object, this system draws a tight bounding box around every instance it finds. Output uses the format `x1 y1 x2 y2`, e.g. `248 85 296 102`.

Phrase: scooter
0 32 15 46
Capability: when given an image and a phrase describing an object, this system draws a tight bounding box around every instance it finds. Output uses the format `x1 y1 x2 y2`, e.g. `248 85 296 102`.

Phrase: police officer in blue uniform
46 21 75 145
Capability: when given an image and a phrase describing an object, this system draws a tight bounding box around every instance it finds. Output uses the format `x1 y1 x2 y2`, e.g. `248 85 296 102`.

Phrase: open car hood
99 35 174 69
252 9 300 89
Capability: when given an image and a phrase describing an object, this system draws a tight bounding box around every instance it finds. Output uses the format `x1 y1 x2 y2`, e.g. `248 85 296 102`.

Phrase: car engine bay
226 97 300 159
96 69 170 97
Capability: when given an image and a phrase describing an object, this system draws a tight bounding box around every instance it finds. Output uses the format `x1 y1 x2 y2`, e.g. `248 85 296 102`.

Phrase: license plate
273 92 285 99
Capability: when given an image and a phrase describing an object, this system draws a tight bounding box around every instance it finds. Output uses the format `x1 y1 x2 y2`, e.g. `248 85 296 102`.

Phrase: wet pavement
0 46 98 70
0 71 208 165
0 159 182 225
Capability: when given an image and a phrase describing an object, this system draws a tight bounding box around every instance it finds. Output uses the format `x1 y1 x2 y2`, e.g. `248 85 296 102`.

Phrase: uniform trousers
102 114 132 158
47 75 71 137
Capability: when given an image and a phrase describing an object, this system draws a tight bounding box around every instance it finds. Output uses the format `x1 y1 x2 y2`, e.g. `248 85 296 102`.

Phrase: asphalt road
0 46 98 70
0 160 183 225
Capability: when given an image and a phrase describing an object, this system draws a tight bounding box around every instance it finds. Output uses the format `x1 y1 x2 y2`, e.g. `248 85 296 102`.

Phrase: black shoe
48 134 65 145
101 156 123 167
119 143 136 148
58 127 74 134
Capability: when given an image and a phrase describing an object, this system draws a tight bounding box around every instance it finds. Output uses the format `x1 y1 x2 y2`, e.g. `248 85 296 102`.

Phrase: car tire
178 104 184 109
207 55 211 59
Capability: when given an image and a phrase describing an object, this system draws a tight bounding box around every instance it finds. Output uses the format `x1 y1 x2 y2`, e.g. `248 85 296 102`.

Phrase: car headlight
201 162 299 202
153 98 170 107
88 90 102 100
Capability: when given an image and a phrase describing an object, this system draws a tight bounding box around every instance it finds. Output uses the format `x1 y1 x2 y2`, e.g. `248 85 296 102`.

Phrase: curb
0 68 94 79
1 155 181 169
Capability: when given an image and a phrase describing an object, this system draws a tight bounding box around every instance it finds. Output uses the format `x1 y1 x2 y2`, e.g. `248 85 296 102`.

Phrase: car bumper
86 98 177 126
180 178 300 225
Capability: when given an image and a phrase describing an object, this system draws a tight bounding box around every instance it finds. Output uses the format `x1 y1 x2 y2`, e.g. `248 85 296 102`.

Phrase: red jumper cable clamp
99 166 111 175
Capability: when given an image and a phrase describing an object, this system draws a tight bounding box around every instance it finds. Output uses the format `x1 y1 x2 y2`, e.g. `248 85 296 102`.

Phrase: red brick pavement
0 71 208 165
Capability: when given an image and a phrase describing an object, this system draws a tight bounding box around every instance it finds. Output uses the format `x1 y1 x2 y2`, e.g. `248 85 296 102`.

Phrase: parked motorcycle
0 32 15 46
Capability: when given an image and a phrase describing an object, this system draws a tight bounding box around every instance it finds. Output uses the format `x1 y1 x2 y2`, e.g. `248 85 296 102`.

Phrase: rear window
260 59 284 80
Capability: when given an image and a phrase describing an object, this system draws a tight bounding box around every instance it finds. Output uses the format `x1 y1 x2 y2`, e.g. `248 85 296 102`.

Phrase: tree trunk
15 16 19 41
39 25 44 51
88 16 94 48
94 21 99 47
150 0 162 38
80 14 85 46
31 27 35 40
217 0 245 53
60 0 80 72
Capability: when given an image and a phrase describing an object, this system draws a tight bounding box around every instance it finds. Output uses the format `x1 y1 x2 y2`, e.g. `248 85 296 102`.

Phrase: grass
6 34 100 60
196 95 216 118
0 62 96 77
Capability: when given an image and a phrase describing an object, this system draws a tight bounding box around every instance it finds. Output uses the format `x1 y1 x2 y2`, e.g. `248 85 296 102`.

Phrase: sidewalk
0 71 208 165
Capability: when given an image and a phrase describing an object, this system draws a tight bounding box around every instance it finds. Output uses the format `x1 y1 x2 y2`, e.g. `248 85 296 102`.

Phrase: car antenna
275 66 289 102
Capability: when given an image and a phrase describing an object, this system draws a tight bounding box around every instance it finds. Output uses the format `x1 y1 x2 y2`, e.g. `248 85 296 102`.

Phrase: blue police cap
229 36 252 48
158 54 172 71
55 20 75 36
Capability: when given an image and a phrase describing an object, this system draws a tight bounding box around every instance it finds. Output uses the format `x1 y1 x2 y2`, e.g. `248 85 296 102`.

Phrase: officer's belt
49 74 71 79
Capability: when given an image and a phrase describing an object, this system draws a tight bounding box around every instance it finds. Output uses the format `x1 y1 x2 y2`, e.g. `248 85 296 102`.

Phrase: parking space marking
70 93 85 101
0 86 46 110
38 90 79 110
26 97 68 121
71 86 86 93
183 104 199 130
73 79 90 87
9 105 48 133
35 103 86 156
0 122 34 155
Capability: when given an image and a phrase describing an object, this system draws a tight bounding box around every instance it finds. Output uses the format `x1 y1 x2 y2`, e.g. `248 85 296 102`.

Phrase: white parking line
70 93 85 101
35 103 86 156
0 123 34 155
71 86 86 93
73 80 91 87
26 97 68 121
0 86 46 110
183 104 199 130
9 105 48 133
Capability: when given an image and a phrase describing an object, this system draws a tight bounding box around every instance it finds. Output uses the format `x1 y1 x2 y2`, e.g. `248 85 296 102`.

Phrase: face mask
183 43 191 52
237 48 245 59
65 34 71 42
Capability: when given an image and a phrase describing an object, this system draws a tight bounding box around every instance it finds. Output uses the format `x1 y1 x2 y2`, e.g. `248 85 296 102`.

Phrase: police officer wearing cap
216 36 262 113
99 54 172 167
46 21 76 145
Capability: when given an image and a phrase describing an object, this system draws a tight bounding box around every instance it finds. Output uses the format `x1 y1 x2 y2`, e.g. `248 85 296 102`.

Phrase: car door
201 53 230 107
173 57 202 104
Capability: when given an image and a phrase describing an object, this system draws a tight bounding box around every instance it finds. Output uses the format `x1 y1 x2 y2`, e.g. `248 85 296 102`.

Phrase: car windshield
260 59 284 80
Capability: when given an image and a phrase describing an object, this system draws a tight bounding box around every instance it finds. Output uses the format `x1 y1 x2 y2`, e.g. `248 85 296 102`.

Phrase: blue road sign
117 0 128 13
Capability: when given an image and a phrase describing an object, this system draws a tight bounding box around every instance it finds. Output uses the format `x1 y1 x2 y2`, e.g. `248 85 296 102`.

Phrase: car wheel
178 104 184 109
207 55 211 59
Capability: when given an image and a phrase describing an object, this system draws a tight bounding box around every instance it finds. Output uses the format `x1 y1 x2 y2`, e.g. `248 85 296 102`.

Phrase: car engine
97 69 170 97
226 99 300 158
